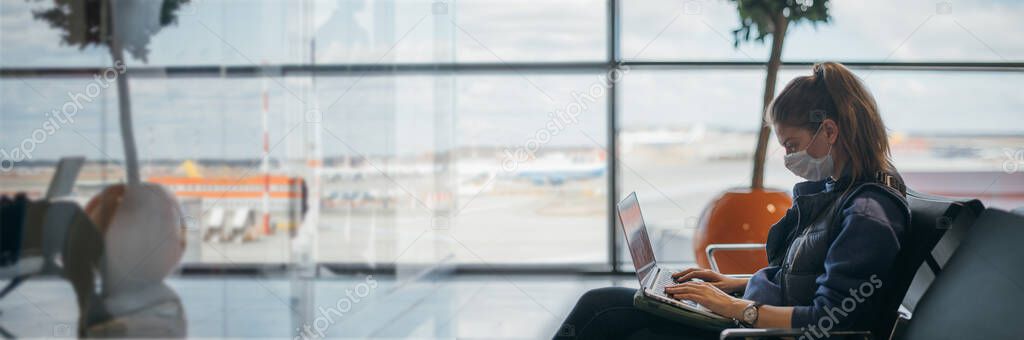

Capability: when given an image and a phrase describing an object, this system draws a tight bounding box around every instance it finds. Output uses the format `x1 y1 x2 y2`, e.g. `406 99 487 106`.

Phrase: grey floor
0 274 640 339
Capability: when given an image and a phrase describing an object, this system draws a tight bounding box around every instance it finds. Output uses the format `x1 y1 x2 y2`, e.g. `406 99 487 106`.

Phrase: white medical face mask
784 125 834 181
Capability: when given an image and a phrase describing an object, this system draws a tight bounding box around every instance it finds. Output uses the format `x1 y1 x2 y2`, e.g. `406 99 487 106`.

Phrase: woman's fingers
671 268 701 279
669 293 705 304
677 269 717 283
664 284 692 294
664 281 710 294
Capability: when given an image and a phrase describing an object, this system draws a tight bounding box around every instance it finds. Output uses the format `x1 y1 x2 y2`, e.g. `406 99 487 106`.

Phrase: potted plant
693 0 831 273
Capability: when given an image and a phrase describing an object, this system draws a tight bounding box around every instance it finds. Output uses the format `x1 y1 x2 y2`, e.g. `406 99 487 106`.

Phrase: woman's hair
767 61 896 184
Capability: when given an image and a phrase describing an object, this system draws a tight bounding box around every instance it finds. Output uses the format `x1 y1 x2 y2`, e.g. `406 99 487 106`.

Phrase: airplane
508 153 606 186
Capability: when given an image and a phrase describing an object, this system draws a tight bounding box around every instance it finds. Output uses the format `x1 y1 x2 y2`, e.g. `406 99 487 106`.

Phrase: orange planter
692 188 791 274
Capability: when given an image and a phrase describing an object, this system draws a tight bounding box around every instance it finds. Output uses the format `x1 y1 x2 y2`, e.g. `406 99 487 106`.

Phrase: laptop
617 192 727 320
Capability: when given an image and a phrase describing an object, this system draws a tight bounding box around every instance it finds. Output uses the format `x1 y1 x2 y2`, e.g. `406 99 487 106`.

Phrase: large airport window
1 0 1021 273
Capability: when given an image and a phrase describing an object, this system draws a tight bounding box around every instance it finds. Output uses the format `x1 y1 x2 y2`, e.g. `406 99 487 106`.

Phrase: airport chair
227 208 254 243
202 207 225 242
1 200 108 337
880 191 983 337
0 201 81 299
895 208 1024 339
894 191 983 314
712 191 983 339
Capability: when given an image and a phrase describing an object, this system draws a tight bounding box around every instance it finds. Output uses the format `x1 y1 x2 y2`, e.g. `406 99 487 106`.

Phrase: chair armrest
719 328 872 339
887 311 912 340
706 243 766 273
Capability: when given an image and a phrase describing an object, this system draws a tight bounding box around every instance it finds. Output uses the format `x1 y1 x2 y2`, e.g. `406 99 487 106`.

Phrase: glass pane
622 0 1024 62
863 70 1024 210
313 1 442 65
617 69 796 266
314 73 610 264
0 1 111 67
617 68 1024 266
1 75 313 264
621 0 770 61
0 77 119 194
313 0 607 64
454 0 606 62
129 77 306 264
142 0 299 66
450 73 609 264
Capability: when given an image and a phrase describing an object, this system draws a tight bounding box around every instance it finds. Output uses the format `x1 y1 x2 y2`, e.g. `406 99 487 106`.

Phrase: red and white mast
261 63 271 236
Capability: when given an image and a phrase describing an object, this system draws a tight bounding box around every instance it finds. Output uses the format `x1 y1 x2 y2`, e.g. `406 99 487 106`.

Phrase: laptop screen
617 192 657 283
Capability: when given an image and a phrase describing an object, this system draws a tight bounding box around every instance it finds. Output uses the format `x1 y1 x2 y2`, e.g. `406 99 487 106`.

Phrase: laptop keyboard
653 271 677 290
651 271 702 309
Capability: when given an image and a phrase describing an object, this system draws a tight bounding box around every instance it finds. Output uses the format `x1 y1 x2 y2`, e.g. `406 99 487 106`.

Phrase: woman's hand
664 281 748 320
671 268 748 294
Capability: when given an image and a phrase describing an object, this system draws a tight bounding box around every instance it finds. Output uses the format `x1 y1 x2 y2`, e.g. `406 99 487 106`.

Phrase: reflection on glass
0 178 187 337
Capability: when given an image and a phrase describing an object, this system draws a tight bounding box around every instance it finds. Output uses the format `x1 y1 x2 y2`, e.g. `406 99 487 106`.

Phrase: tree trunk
750 13 788 189
108 5 140 186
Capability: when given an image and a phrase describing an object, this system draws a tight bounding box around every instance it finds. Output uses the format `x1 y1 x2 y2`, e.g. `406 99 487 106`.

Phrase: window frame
2 0 1022 275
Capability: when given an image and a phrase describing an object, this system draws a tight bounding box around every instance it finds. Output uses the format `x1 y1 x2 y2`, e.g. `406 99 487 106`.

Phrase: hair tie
814 64 836 109
814 66 826 84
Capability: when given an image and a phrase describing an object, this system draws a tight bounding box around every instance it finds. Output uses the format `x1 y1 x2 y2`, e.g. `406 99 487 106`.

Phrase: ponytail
767 62 899 190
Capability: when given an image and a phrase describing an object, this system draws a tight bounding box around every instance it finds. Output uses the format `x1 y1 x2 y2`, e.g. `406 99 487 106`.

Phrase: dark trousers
553 287 722 340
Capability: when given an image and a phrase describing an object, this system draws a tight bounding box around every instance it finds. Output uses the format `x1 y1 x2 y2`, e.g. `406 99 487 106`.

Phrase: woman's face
774 119 838 158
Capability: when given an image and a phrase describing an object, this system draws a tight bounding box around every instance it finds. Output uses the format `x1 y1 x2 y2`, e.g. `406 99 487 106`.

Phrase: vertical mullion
606 0 621 273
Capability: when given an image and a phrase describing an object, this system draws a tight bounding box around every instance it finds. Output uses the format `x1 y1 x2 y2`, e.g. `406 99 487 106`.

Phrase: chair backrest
872 190 983 337
900 191 984 312
902 208 1024 339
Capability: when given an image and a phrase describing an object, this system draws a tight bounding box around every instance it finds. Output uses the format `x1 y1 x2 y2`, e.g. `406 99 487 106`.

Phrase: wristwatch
739 302 763 327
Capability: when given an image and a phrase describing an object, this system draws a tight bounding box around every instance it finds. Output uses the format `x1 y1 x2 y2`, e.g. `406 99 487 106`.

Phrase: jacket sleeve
790 190 908 330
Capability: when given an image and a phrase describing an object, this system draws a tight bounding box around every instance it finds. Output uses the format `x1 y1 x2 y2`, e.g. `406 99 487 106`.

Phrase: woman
554 62 910 339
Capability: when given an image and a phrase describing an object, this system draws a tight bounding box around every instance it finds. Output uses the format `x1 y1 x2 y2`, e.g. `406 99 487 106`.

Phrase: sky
1 0 1022 161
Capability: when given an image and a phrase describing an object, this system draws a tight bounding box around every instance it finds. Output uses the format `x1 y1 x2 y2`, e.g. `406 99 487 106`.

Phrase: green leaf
28 0 191 62
727 0 831 47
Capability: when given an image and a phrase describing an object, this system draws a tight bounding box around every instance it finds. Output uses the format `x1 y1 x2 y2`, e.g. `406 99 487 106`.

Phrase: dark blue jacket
742 176 910 331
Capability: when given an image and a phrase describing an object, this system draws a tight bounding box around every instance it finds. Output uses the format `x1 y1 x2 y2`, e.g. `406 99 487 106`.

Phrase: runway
185 153 1024 267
